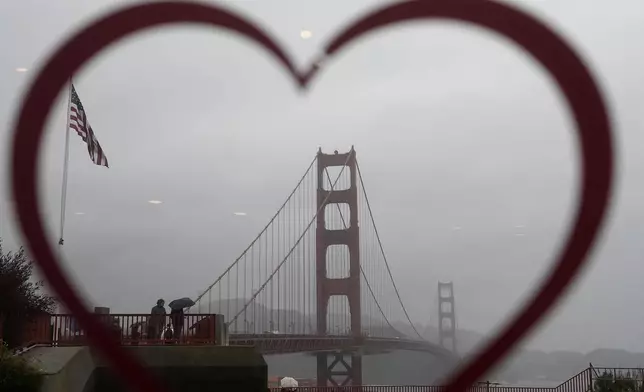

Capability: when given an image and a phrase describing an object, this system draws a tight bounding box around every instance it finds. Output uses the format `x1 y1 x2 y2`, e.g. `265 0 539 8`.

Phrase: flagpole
51 78 73 314
58 78 72 247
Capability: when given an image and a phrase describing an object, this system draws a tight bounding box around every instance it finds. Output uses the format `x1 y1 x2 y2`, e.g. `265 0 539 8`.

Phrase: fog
1 0 643 356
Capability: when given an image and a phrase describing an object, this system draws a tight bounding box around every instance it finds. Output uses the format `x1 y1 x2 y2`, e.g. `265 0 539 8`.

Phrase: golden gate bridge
187 147 459 387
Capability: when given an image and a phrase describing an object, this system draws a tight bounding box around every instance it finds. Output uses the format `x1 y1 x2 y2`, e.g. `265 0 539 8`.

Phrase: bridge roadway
228 334 456 358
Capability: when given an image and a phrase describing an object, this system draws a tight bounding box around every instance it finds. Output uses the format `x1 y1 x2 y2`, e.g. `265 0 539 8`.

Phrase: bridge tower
316 147 362 387
438 281 457 353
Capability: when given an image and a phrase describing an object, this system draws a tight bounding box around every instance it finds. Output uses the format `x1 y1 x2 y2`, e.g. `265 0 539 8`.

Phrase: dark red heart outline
10 1 612 391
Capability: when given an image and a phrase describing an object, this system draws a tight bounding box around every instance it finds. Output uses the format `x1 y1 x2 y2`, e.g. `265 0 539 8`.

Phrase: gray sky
1 0 643 353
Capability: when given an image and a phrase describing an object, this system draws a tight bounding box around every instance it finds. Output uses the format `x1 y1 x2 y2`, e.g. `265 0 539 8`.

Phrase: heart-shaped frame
10 1 613 391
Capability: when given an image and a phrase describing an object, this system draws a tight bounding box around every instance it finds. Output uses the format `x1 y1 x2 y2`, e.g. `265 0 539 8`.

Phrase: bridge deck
229 334 456 357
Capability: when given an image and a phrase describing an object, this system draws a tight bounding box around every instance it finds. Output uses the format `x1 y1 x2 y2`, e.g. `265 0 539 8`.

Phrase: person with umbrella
168 297 194 340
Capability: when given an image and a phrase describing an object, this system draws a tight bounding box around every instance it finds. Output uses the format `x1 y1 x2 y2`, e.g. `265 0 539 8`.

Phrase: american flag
69 84 109 167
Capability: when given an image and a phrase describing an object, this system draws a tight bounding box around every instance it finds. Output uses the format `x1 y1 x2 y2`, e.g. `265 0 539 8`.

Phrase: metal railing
264 366 644 392
24 313 221 346
265 388 566 392
554 368 592 392
268 388 449 392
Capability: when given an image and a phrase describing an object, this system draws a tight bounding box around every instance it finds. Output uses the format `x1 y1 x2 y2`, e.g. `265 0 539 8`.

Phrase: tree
0 239 56 348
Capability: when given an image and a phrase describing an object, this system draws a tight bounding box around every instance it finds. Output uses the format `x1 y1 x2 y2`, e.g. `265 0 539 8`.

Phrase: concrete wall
91 346 267 392
21 346 267 392
22 346 95 392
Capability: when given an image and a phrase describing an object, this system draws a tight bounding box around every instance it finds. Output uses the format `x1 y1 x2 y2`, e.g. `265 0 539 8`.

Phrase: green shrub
0 342 44 392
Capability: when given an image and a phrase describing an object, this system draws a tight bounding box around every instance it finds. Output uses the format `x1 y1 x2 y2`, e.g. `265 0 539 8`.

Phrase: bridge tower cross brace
315 147 362 387
438 281 457 353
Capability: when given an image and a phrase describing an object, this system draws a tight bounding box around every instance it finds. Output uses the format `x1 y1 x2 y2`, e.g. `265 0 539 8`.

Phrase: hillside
494 349 644 383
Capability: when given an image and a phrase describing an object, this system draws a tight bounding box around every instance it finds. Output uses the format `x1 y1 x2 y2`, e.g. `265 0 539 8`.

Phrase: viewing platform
18 311 228 348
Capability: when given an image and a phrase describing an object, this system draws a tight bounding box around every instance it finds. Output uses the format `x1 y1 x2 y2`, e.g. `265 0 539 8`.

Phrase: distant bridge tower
438 281 457 353
316 147 362 387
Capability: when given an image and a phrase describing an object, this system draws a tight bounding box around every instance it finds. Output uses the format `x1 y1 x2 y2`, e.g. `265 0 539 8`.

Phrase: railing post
94 306 110 329
94 307 110 315
218 316 229 346
209 314 215 345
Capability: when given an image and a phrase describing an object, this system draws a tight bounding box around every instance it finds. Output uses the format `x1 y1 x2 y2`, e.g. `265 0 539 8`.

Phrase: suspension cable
189 154 318 310
229 152 353 325
356 159 424 340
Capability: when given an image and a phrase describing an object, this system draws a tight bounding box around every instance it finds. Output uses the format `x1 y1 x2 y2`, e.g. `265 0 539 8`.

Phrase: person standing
148 299 166 341
170 307 184 340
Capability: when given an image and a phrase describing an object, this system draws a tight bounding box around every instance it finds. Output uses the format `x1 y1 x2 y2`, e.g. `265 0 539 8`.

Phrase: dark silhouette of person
148 299 166 341
170 307 184 340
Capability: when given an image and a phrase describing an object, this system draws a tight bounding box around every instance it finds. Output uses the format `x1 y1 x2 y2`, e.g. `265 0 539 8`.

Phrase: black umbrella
168 297 195 310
